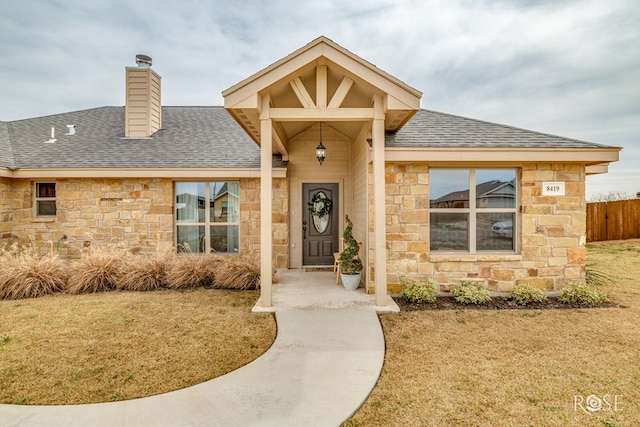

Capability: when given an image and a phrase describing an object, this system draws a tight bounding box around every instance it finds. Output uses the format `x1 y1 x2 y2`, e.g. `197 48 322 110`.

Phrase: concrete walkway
0 271 390 426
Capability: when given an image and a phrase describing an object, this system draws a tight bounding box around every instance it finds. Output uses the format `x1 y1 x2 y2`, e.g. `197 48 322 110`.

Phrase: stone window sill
31 217 56 223
428 253 523 262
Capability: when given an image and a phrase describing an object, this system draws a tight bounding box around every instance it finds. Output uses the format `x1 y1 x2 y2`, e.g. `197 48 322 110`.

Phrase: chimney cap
135 54 152 68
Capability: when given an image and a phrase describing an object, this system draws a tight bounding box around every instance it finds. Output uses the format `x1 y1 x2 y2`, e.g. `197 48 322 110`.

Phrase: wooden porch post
260 96 273 307
372 94 387 306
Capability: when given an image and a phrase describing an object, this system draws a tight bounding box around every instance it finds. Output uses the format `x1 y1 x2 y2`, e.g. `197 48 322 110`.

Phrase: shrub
0 253 68 300
451 281 491 305
213 254 262 290
399 276 437 304
66 245 125 294
508 284 548 306
559 282 609 306
338 215 363 274
166 254 222 289
117 253 173 291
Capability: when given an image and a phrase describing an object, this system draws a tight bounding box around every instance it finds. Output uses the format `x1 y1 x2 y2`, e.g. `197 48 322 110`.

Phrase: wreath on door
308 192 332 218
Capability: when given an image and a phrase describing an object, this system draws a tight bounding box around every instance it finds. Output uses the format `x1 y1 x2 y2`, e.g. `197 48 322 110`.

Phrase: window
429 169 516 252
175 182 240 254
34 182 56 217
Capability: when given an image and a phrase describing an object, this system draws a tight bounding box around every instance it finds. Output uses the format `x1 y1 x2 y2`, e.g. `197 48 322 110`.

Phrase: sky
0 0 638 199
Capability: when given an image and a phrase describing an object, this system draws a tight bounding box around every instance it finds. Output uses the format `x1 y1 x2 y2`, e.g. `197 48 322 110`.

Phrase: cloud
0 0 638 198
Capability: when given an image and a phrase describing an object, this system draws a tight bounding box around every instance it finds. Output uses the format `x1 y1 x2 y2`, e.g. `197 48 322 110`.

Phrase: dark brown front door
303 183 339 266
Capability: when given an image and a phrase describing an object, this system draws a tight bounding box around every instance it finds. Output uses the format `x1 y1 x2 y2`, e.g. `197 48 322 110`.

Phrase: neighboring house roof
214 182 229 199
387 109 613 149
1 106 274 170
432 180 515 204
0 106 614 171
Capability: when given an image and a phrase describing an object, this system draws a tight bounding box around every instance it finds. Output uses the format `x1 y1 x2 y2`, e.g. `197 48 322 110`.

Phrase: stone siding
383 162 586 293
1 177 289 268
382 162 431 285
271 178 289 269
6 178 174 256
0 177 15 240
240 177 289 269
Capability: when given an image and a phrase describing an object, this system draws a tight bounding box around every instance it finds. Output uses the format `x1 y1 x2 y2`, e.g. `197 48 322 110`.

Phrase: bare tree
588 190 634 202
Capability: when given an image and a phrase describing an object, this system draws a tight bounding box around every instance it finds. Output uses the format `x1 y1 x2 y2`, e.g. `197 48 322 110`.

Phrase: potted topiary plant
339 215 363 290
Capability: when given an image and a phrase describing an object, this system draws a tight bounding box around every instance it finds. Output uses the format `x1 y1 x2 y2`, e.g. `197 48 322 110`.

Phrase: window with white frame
429 169 517 252
34 182 57 217
175 182 240 254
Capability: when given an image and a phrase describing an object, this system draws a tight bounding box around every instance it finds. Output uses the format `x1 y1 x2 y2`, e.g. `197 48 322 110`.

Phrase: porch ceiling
222 36 422 155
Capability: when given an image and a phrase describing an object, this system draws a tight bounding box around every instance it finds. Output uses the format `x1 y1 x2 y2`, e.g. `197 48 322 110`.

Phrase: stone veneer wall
0 177 14 240
7 178 174 257
240 177 289 269
373 163 429 292
271 178 289 269
383 162 586 293
2 177 289 268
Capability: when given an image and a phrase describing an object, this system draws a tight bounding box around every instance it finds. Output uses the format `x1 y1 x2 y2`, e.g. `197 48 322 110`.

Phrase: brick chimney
125 54 162 138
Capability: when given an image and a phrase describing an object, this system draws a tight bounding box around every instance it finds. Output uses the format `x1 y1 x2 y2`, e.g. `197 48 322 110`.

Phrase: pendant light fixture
315 122 326 165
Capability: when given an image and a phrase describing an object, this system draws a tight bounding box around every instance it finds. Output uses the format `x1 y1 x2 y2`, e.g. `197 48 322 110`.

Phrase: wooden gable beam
327 76 354 108
268 107 374 121
272 124 289 161
289 77 315 108
316 59 327 108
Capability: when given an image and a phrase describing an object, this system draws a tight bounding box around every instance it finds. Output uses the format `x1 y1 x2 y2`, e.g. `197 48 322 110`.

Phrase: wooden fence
586 199 640 242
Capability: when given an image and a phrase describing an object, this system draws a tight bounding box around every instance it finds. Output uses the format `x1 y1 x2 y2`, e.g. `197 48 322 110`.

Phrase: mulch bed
393 296 620 311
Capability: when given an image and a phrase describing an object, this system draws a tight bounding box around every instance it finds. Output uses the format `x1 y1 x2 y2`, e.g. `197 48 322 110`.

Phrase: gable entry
223 37 421 308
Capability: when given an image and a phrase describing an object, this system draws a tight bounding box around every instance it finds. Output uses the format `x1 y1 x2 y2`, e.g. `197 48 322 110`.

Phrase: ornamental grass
116 253 173 291
165 254 222 289
65 244 126 294
0 251 67 300
213 253 261 290
0 238 266 299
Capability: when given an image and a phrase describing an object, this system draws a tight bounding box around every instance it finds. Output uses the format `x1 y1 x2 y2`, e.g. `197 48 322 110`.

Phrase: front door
303 183 339 266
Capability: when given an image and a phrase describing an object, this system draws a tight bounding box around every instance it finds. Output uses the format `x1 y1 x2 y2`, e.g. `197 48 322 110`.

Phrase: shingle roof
0 107 612 171
0 122 16 169
386 109 610 148
2 106 270 169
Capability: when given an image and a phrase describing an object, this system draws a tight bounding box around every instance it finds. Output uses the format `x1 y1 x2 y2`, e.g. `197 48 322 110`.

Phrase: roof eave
384 147 621 166
0 167 287 179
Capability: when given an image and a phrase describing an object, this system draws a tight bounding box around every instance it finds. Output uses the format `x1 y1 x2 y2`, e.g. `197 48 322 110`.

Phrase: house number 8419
542 182 565 196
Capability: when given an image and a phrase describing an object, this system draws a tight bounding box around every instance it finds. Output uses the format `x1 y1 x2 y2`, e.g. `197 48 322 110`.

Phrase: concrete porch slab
252 269 400 313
